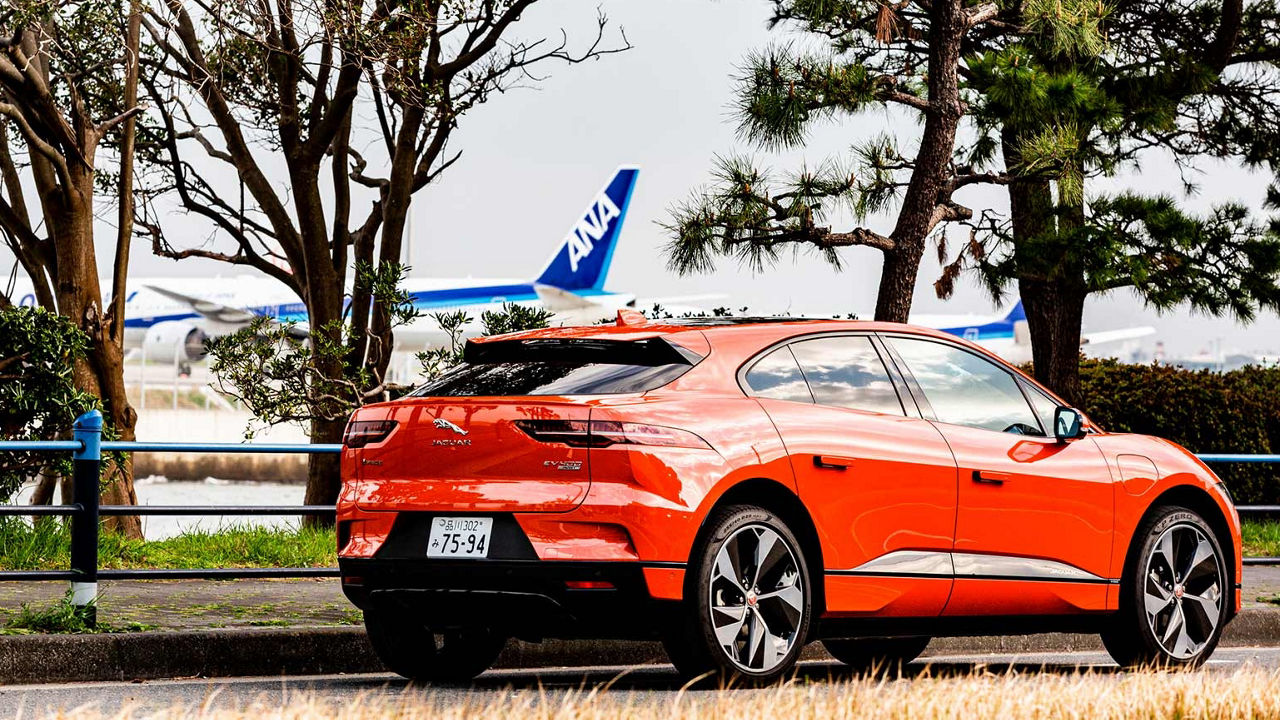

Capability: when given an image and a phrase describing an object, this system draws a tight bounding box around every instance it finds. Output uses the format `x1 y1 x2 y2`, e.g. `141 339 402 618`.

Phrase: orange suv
337 317 1240 683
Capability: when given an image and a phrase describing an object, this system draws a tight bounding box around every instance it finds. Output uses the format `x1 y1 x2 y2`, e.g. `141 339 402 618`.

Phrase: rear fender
569 393 796 564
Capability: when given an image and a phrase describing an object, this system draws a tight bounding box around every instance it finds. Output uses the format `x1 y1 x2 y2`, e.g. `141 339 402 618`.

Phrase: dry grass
45 666 1280 719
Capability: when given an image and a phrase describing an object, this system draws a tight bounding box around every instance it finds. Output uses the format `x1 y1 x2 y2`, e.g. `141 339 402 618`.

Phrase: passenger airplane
3 166 715 362
916 302 1155 364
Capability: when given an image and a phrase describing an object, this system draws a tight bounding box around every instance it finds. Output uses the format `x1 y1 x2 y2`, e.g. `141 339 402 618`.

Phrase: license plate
427 517 493 558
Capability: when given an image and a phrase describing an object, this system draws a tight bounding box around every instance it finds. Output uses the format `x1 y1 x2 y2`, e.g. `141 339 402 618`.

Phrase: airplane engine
142 321 209 362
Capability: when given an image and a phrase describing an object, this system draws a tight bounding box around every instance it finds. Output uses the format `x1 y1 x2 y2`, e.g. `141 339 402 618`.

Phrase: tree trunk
872 0 966 323
1020 278 1086 405
1003 128 1087 405
53 158 142 538
364 107 424 384
304 416 344 526
875 241 928 322
301 256 346 517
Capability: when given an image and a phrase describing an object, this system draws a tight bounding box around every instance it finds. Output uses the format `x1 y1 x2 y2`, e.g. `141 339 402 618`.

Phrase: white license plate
427 517 493 558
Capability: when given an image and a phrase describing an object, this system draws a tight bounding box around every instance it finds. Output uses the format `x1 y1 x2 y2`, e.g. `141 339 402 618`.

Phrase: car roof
473 317 964 347
467 316 1062 404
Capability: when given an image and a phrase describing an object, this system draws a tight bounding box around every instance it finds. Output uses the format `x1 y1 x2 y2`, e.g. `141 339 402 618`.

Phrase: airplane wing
145 285 309 338
1081 327 1156 346
146 285 260 324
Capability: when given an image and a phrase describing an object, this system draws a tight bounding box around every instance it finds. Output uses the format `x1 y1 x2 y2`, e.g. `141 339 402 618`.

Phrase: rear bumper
339 557 679 640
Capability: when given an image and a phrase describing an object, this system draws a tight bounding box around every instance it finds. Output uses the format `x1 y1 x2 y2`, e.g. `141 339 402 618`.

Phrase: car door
883 335 1115 616
742 334 958 617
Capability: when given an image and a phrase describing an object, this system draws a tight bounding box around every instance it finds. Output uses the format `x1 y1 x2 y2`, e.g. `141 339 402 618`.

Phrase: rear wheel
662 505 813 685
1101 506 1228 668
364 606 506 683
822 636 930 671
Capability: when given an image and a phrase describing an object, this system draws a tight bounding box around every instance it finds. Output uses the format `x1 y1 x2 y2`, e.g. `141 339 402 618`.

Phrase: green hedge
1077 358 1280 504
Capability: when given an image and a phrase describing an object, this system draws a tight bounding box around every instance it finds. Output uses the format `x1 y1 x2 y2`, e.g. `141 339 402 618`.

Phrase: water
15 477 306 540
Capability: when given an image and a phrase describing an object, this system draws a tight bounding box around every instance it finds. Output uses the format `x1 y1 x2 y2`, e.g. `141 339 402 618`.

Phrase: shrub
0 306 99 502
1077 358 1280 504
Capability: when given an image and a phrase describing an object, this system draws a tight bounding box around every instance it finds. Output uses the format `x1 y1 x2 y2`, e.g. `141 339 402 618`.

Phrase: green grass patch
0 518 335 571
1242 519 1280 559
1 592 155 634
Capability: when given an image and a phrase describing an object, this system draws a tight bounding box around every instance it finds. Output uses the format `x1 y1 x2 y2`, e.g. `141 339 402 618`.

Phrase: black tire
662 505 814 685
822 636 930 671
1101 505 1229 668
364 606 506 683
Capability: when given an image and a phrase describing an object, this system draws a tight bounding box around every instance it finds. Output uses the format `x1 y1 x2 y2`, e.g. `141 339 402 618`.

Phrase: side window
889 337 1040 434
1020 380 1061 436
743 346 813 403
789 336 905 416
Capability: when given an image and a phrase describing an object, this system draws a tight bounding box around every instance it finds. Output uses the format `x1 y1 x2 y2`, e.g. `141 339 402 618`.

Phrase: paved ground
3 567 1279 632
1247 565 1280 602
0 578 357 631
2 646 1279 717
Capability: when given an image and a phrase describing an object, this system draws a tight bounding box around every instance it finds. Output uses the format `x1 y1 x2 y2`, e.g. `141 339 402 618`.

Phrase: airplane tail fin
533 166 639 291
1004 300 1026 323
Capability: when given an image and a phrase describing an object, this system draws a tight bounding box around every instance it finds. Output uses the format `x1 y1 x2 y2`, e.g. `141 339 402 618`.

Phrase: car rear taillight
343 420 397 448
514 420 711 450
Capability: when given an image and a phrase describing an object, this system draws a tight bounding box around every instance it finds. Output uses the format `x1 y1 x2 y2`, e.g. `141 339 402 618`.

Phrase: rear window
411 337 703 397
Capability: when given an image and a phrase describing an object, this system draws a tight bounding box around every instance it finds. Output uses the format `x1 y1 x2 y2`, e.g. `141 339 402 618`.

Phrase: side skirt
817 613 1112 641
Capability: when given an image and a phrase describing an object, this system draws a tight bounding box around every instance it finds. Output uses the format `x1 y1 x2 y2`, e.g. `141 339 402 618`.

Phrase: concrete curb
3 608 1277 685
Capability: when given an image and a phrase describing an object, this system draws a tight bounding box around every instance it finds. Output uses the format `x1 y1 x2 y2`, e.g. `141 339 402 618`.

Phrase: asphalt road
4 647 1280 718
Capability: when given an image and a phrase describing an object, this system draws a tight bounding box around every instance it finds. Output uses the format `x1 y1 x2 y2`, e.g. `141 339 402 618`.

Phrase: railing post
70 409 102 626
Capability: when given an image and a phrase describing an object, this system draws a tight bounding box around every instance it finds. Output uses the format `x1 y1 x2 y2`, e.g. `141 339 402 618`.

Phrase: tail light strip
514 420 712 450
343 420 397 448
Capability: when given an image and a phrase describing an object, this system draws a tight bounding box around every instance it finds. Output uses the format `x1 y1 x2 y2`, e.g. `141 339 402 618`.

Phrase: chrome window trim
829 550 1110 584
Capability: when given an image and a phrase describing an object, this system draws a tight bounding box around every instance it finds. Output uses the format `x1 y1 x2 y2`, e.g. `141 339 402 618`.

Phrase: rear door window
789 336 904 415
743 346 814 403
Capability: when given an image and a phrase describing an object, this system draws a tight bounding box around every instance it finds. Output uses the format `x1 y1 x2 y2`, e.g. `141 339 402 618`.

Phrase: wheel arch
689 477 827 620
1122 484 1238 614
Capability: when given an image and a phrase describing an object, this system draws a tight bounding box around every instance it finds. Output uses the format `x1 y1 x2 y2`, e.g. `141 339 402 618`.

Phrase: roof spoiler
463 336 702 367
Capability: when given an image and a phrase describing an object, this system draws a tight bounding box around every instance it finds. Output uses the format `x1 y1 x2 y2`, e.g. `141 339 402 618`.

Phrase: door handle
814 455 856 470
972 470 1011 485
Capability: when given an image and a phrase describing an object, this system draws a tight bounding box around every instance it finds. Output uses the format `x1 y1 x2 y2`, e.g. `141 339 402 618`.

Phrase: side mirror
1053 406 1086 442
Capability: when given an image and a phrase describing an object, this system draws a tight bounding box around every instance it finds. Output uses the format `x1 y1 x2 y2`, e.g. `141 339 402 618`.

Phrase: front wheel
662 505 813 685
1101 506 1228 668
364 606 506 683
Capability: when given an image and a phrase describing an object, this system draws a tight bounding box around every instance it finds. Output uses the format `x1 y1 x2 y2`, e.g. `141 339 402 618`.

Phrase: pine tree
663 0 1104 322
939 0 1280 402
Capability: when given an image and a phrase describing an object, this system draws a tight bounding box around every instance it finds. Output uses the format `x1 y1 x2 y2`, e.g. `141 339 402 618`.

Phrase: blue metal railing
1 411 1279 624
1198 454 1280 463
0 411 344 623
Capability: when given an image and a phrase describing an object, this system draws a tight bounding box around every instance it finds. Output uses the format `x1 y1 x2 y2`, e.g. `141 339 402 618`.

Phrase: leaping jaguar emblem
433 418 469 436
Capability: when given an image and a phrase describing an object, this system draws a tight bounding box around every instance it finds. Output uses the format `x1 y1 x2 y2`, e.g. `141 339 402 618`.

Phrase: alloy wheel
707 523 805 673
1143 522 1224 660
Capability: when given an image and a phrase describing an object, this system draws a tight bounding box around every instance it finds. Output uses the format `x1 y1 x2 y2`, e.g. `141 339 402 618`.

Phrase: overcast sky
12 0 1280 358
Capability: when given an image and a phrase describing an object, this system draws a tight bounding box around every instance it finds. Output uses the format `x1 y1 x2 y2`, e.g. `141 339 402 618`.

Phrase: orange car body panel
337 319 1243 619
757 397 959 617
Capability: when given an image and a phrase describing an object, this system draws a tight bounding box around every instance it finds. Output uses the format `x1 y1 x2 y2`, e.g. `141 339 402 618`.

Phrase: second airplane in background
916 302 1155 364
